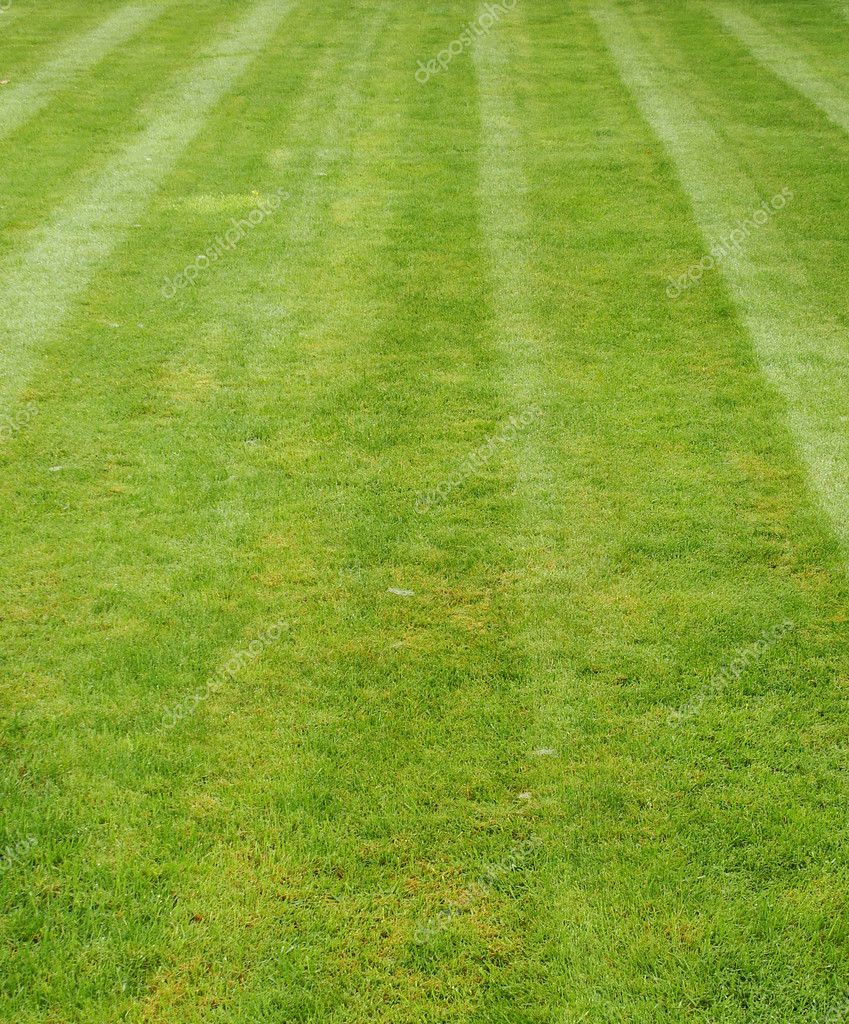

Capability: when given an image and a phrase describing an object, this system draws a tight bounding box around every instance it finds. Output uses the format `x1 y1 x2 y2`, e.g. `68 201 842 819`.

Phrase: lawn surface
1 1 849 1021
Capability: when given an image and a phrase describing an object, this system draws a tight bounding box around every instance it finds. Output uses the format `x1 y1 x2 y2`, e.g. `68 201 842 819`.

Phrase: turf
1 1 848 1021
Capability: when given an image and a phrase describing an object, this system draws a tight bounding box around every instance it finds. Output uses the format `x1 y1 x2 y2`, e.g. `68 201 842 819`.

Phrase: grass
1 0 849 1020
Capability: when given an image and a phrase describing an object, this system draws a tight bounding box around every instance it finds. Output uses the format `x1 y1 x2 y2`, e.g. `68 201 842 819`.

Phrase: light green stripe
266 9 388 247
709 3 849 136
592 4 849 553
472 12 544 442
0 4 166 141
0 0 294 414
473 10 565 715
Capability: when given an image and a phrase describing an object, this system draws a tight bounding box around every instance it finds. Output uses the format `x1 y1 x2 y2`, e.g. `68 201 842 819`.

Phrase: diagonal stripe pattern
592 3 849 553
0 0 294 416
709 3 849 136
0 3 167 141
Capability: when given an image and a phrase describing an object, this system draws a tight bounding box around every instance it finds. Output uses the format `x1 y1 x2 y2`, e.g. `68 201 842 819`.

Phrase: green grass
1 1 849 1020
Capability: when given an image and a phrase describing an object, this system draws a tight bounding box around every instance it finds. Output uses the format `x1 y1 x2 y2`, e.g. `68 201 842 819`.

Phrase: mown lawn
1 1 848 1020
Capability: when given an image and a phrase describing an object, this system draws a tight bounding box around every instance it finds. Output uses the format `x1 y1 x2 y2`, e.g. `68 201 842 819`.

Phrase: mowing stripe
591 4 849 553
0 3 166 141
473 26 531 352
262 8 388 252
148 8 389 734
473 7 566 754
0 0 294 417
473 12 548 495
708 3 849 136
